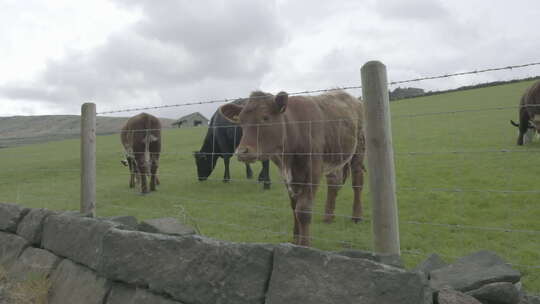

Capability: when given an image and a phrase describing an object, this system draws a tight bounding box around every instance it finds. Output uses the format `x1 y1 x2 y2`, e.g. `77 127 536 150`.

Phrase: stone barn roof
172 112 209 127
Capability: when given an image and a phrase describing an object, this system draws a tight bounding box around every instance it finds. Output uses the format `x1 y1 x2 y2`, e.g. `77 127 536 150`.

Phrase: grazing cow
194 100 271 189
120 113 161 194
511 81 540 145
220 90 365 246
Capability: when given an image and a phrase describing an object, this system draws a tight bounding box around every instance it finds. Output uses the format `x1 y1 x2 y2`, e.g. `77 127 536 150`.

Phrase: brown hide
120 113 162 193
220 90 365 246
514 81 540 145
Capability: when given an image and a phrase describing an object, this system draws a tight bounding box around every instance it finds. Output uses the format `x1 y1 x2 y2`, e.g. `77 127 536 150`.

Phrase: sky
1 0 540 119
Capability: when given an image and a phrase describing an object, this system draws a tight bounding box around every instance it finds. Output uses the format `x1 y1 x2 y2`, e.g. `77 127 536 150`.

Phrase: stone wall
0 202 434 304
3 202 540 304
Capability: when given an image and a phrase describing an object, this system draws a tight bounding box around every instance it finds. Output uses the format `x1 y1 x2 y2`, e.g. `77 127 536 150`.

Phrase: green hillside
1 80 539 290
0 115 175 148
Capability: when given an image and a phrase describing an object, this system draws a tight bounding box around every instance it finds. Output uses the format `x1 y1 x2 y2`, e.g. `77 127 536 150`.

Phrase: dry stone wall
0 201 486 304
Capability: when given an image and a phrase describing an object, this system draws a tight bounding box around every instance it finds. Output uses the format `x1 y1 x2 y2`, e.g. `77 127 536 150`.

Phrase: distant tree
389 87 425 101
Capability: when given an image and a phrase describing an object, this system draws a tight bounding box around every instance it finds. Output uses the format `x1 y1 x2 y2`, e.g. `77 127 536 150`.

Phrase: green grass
1 80 540 290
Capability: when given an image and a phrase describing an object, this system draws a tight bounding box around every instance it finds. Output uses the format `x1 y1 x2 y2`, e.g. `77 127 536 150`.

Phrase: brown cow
220 90 365 246
511 81 540 145
120 113 161 194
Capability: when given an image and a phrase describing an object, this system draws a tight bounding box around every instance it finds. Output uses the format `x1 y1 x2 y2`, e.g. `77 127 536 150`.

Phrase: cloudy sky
1 0 540 119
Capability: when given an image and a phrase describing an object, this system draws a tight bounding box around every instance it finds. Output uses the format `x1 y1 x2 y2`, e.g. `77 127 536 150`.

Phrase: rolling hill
0 115 175 148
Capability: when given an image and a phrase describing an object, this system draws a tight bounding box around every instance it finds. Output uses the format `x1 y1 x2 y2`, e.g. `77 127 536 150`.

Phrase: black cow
511 81 540 145
194 100 271 189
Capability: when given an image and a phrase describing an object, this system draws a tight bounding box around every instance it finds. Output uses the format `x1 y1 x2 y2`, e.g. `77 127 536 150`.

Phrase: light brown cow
220 90 365 246
120 113 161 194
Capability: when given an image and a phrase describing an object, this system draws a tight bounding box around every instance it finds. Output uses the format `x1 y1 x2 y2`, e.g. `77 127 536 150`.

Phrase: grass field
1 80 540 290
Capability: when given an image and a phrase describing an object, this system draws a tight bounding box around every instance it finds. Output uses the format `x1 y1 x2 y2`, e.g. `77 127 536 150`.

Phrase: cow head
194 151 218 181
510 119 537 145
219 91 287 163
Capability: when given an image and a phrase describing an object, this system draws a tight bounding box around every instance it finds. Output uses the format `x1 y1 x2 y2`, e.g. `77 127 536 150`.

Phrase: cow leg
149 139 160 191
135 154 149 194
350 153 365 223
323 170 344 223
292 157 322 247
246 163 253 179
223 157 231 183
518 108 530 145
288 194 300 244
149 155 159 191
260 160 271 190
128 157 136 188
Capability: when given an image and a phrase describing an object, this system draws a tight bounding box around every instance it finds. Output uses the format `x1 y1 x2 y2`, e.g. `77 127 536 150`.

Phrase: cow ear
219 104 243 123
274 91 288 113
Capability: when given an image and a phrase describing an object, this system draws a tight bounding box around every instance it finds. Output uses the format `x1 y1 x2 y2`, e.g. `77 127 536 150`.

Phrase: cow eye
262 116 269 122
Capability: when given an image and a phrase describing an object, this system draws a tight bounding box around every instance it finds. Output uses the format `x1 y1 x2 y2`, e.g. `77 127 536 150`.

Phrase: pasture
1 80 540 290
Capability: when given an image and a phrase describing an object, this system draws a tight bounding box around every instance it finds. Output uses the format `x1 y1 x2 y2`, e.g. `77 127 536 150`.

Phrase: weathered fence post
361 61 401 257
81 103 96 217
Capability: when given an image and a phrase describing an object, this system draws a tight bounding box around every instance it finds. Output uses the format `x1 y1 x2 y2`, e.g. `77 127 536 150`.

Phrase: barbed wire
96 61 540 115
107 148 540 157
96 86 363 115
389 61 540 86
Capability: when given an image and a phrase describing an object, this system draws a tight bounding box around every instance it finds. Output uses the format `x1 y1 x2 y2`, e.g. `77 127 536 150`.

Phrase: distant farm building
172 112 209 128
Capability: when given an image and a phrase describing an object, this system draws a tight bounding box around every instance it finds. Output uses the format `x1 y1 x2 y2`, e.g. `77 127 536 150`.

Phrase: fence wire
96 61 540 115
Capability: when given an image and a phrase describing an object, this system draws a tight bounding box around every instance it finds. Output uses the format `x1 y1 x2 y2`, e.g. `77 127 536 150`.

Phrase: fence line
100 187 540 236
389 61 540 86
103 203 359 248
104 171 540 195
96 61 540 115
107 148 540 157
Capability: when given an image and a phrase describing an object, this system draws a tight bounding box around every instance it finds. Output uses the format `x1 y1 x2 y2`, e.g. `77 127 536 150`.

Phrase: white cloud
1 0 540 118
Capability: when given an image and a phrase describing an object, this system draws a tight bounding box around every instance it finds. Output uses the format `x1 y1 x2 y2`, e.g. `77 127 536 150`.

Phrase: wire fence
2 60 540 289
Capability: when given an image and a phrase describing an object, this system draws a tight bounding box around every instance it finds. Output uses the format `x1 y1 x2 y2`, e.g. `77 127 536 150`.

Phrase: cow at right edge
511 80 540 145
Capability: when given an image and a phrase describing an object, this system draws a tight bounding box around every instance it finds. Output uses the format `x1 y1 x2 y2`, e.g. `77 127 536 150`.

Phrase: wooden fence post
361 61 401 256
81 103 96 217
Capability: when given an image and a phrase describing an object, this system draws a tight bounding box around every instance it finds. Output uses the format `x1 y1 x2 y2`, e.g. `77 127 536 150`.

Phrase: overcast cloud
1 0 540 118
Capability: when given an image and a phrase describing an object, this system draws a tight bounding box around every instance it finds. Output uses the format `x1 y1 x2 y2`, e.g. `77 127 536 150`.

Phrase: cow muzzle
236 146 258 163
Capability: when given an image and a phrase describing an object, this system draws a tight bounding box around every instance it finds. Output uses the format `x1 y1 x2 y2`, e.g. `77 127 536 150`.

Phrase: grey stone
107 284 184 304
0 203 29 232
133 288 185 304
439 287 482 304
519 293 540 304
104 215 138 228
337 249 404 268
59 210 93 217
16 208 56 246
0 232 29 270
430 251 521 292
42 214 118 270
137 217 196 236
413 253 448 277
265 244 432 304
8 247 60 282
466 282 520 304
106 283 136 304
99 229 273 304
48 259 110 304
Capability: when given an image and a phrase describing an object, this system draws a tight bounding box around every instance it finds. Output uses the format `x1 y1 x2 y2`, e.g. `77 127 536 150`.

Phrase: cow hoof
223 179 230 183
323 215 335 224
263 183 271 190
351 217 363 223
